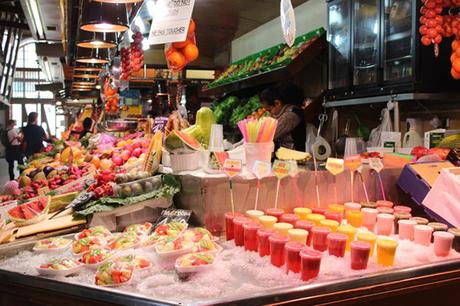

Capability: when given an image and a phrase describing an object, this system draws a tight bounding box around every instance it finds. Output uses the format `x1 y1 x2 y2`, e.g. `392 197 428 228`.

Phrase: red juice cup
300 247 322 281
311 226 331 252
325 211 343 224
312 208 326 215
265 208 285 221
280 213 300 227
225 212 242 241
285 241 304 274
350 240 371 270
394 205 412 214
376 200 394 208
295 220 315 246
327 233 348 257
244 222 262 252
233 217 251 247
269 234 289 267
258 228 275 257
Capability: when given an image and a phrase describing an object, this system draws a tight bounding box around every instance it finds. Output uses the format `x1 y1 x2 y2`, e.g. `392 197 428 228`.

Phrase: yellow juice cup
337 224 357 251
357 231 377 256
258 215 278 229
377 238 398 266
347 210 363 228
327 204 345 215
306 213 326 226
293 207 312 220
319 219 339 232
246 210 264 223
273 222 293 237
288 228 308 244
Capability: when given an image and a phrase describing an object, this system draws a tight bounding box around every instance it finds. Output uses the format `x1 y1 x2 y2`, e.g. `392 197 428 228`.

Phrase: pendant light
76 47 110 64
74 65 103 73
73 77 97 87
95 0 143 3
77 30 117 49
80 0 129 33
73 70 100 79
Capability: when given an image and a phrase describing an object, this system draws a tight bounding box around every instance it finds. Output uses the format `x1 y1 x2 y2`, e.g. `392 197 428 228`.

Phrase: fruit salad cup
95 261 135 287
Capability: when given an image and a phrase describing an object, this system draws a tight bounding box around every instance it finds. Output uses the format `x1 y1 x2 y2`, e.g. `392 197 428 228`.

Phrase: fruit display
181 227 216 243
175 252 214 270
72 236 108 255
7 196 50 226
165 19 199 72
142 221 188 248
229 95 262 127
113 255 151 271
104 79 120 114
113 176 162 198
155 235 194 254
109 232 141 251
121 31 145 81
123 222 153 236
276 147 312 162
207 28 325 89
79 248 114 266
33 238 72 252
37 259 82 276
95 261 135 286
75 225 113 241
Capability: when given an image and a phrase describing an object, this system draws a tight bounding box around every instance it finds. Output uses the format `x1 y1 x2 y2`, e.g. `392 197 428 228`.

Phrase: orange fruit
167 50 186 68
452 40 459 51
451 52 459 63
188 19 195 34
456 47 460 57
172 39 190 49
91 156 101 169
453 58 460 73
183 43 199 62
451 68 460 79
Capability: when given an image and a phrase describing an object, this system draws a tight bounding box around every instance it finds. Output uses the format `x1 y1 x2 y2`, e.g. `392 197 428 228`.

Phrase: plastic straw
254 179 261 210
350 171 354 202
274 179 281 209
237 117 278 143
377 173 386 201
229 179 235 213
312 146 321 208
359 172 370 203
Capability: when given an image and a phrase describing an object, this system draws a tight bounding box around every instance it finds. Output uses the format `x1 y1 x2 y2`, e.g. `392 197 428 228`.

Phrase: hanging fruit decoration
120 31 144 81
165 19 199 72
420 0 460 79
104 78 119 114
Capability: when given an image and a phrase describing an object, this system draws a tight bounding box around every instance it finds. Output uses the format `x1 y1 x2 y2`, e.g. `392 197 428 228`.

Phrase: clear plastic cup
350 240 371 270
414 225 433 246
300 248 322 281
376 213 395 236
377 238 398 266
208 124 224 152
337 224 357 251
311 227 331 252
347 210 363 228
257 228 275 257
362 208 378 231
233 217 251 247
225 212 243 241
344 202 361 213
398 220 417 241
259 215 278 229
273 222 293 237
433 231 454 257
288 228 308 244
285 241 304 274
357 231 377 256
244 142 274 174
280 213 300 226
327 233 347 257
243 222 262 252
295 220 315 246
269 234 289 267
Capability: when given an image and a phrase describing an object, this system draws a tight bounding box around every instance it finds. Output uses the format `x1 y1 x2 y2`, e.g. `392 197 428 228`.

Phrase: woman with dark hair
260 82 306 151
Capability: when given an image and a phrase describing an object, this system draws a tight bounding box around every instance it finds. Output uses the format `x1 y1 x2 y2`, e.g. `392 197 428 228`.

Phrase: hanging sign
223 159 242 178
253 161 272 180
280 0 296 47
148 0 196 45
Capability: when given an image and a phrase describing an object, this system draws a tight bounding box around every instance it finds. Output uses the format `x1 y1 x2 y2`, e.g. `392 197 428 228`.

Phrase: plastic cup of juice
356 231 377 256
376 213 395 236
393 213 411 234
295 220 315 246
337 224 357 251
324 211 343 224
361 208 378 231
376 238 398 266
300 247 322 281
414 225 433 246
377 206 394 214
344 202 361 213
306 214 326 226
347 210 363 228
274 222 293 237
327 233 347 257
233 217 251 247
448 228 460 253
259 215 278 229
393 205 412 214
350 240 371 270
433 231 454 257
280 213 300 227
293 207 312 220
288 228 308 244
328 204 345 216
269 234 289 267
265 208 285 221
428 222 448 242
225 212 243 241
361 201 377 209
398 220 417 241
243 222 262 252
246 210 264 223
311 226 331 252
319 219 339 232
312 207 326 216
285 241 304 274
376 200 394 208
257 228 275 257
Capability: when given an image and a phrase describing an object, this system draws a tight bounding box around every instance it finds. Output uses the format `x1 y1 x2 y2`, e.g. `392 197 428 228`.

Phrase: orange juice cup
377 238 398 266
319 219 339 232
347 210 363 228
337 224 357 251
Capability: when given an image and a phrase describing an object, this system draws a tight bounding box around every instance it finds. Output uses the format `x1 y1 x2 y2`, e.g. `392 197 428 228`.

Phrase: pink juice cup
394 205 412 214
295 220 315 246
362 208 378 231
285 241 304 274
376 200 394 208
414 225 433 246
265 208 285 221
312 207 327 216
269 234 289 267
324 211 343 224
377 206 394 214
244 222 262 252
311 227 331 252
398 220 417 240
280 213 300 227
350 241 371 270
300 248 322 281
257 229 275 257
327 233 348 257
376 213 395 236
434 231 455 257
233 217 251 247
225 212 243 241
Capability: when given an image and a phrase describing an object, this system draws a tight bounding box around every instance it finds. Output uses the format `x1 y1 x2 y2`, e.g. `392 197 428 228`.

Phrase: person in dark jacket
22 112 47 158
79 117 93 139
5 120 24 180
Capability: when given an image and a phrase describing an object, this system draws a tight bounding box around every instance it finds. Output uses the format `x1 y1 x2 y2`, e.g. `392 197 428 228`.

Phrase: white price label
253 160 272 180
369 158 384 173
223 159 242 178
326 158 345 176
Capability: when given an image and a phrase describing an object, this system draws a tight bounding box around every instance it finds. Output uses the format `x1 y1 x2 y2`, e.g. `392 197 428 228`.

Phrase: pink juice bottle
300 247 322 281
285 241 304 274
258 228 275 257
311 227 331 252
350 241 371 270
269 234 289 267
233 217 251 247
244 222 262 252
295 220 315 246
327 233 348 257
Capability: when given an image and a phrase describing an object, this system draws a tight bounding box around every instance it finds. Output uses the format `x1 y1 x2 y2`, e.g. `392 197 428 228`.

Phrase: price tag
280 0 296 47
326 158 345 176
252 161 271 180
223 159 242 178
369 158 384 173
344 155 362 172
272 160 290 180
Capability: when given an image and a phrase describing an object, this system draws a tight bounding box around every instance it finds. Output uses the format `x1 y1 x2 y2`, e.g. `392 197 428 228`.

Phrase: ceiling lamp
73 72 99 79
73 77 97 86
80 0 129 33
72 87 94 92
74 65 103 73
77 31 117 49
76 47 110 64
94 0 143 3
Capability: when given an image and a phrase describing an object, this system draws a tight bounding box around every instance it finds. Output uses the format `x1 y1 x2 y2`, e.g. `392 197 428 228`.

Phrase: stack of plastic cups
243 222 262 252
300 248 322 281
361 208 378 231
398 219 417 241
293 207 312 220
311 227 331 252
280 214 300 227
285 242 304 274
269 234 289 267
295 220 315 246
257 228 275 257
327 233 348 257
376 214 395 236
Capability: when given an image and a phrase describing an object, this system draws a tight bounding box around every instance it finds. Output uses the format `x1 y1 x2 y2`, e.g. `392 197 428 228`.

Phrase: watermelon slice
166 130 202 152
7 196 50 226
213 152 229 169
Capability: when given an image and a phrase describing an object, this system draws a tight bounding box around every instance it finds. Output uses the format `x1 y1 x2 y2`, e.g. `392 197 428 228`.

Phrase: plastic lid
285 241 304 252
294 207 312 214
281 213 300 221
377 213 395 220
377 238 398 248
433 231 454 239
273 222 294 230
295 220 315 229
393 205 412 213
448 228 460 236
320 219 339 227
306 214 326 221
398 219 417 225
427 222 448 231
377 207 394 214
344 202 361 210
361 208 378 214
300 247 322 259
361 201 377 208
246 210 264 217
376 200 394 208
337 225 357 234
357 231 377 241
410 217 429 224
311 226 331 234
351 240 371 250
257 228 276 237
268 234 289 243
259 215 277 223
327 233 348 241
233 217 251 225
394 213 412 219
265 208 285 214
288 228 308 237
414 224 434 232
243 222 262 230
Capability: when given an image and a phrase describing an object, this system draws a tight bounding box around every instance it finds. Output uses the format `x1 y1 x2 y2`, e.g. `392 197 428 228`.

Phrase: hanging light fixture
73 71 100 79
76 47 110 64
74 64 103 73
94 0 143 3
73 77 97 87
77 30 117 49
80 0 129 33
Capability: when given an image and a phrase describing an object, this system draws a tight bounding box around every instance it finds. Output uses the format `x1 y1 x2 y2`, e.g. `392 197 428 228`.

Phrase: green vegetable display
229 95 261 126
213 96 239 124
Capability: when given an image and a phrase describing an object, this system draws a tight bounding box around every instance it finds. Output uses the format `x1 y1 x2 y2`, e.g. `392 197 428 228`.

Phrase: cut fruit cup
79 248 114 269
74 226 113 241
95 261 135 287
175 252 215 274
33 237 72 254
123 222 153 236
108 233 142 251
36 259 83 277
72 236 109 256
113 254 152 271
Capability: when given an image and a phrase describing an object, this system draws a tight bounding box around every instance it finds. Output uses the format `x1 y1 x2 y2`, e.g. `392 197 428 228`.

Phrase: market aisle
0 158 12 186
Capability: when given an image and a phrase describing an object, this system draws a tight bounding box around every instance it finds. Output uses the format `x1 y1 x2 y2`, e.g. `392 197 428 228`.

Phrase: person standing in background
22 112 48 158
5 120 24 180
185 86 201 124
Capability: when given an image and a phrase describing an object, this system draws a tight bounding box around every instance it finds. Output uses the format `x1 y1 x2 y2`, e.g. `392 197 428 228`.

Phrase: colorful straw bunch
237 117 278 143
